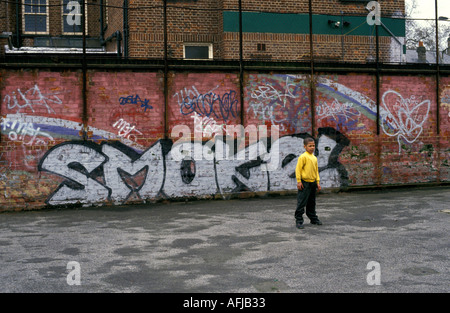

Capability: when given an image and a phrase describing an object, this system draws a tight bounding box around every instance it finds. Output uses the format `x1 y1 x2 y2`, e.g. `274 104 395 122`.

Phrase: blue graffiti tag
179 90 239 122
119 95 153 112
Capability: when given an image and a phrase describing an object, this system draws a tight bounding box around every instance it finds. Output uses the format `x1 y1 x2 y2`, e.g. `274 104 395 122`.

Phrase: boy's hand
317 183 321 191
297 182 303 190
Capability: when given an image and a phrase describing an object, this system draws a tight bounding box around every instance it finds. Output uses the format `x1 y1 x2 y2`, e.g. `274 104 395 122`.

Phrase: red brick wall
379 75 438 184
1 68 448 211
316 73 378 186
168 72 241 138
87 71 165 147
0 69 83 210
439 76 450 180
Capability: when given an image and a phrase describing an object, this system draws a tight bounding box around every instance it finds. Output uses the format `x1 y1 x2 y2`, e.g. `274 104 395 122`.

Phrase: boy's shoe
296 221 304 229
310 219 322 225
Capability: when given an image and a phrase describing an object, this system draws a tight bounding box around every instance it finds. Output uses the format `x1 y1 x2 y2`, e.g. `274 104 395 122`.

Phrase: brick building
1 0 406 62
0 0 123 56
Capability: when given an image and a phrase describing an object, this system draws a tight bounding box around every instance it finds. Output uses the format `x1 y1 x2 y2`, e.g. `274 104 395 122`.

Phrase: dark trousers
295 180 319 223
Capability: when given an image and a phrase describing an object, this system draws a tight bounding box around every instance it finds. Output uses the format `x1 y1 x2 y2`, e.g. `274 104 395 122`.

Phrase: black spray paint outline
38 127 349 206
317 127 350 188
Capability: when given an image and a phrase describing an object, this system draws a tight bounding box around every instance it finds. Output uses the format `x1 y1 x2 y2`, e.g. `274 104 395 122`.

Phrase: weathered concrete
0 186 448 293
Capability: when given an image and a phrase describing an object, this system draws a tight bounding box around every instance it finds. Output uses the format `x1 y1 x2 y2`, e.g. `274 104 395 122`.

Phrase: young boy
295 137 322 229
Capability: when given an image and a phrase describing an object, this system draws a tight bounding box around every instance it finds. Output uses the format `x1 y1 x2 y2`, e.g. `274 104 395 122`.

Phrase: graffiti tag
119 95 153 112
112 118 143 142
1 116 54 146
380 91 430 153
2 84 62 114
176 89 239 122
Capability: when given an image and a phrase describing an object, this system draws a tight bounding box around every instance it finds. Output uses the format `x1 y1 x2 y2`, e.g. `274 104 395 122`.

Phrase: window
257 43 266 52
183 43 213 60
23 0 49 34
62 0 86 35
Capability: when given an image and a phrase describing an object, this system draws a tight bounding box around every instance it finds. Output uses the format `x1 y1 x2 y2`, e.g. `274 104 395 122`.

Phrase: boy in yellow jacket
295 137 322 229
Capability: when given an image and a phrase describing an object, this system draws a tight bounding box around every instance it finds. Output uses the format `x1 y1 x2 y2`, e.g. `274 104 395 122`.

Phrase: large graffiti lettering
380 91 431 154
38 142 111 205
2 72 445 212
37 127 349 206
317 127 350 188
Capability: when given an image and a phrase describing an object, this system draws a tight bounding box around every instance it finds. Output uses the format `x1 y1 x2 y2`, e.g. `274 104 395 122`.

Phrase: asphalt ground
0 186 449 295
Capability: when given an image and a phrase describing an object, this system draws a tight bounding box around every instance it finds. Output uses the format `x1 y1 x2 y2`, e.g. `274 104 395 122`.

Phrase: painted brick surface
1 70 83 210
315 74 378 187
439 77 450 181
245 73 312 136
169 72 241 138
379 75 438 185
87 71 164 150
0 68 449 211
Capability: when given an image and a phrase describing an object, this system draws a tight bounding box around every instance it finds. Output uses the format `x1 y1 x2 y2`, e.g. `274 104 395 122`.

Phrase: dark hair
304 137 315 145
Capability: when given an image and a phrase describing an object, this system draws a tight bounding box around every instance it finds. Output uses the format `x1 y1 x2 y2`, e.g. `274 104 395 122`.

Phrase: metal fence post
163 0 169 139
239 0 244 126
309 0 315 138
435 0 440 135
435 0 441 182
82 0 88 141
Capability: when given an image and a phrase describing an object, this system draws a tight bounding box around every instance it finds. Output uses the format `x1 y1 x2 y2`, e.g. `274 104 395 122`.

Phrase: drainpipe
6 0 9 34
123 0 129 58
375 24 380 136
101 31 122 57
116 32 122 57
100 0 104 41
15 0 20 47
82 0 87 141
375 23 381 187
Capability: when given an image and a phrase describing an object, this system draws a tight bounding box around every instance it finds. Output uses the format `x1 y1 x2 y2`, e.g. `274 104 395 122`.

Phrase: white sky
408 0 450 20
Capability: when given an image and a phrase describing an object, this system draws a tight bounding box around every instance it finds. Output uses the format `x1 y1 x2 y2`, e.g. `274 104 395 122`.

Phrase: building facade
1 0 406 62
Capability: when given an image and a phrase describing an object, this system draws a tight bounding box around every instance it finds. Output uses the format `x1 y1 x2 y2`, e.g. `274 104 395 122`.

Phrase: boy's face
304 141 315 154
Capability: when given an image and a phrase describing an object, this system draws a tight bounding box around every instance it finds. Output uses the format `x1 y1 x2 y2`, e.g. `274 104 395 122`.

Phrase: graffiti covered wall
0 69 449 211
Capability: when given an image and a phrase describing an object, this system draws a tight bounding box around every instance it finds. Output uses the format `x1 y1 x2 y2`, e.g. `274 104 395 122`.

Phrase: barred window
23 0 49 34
